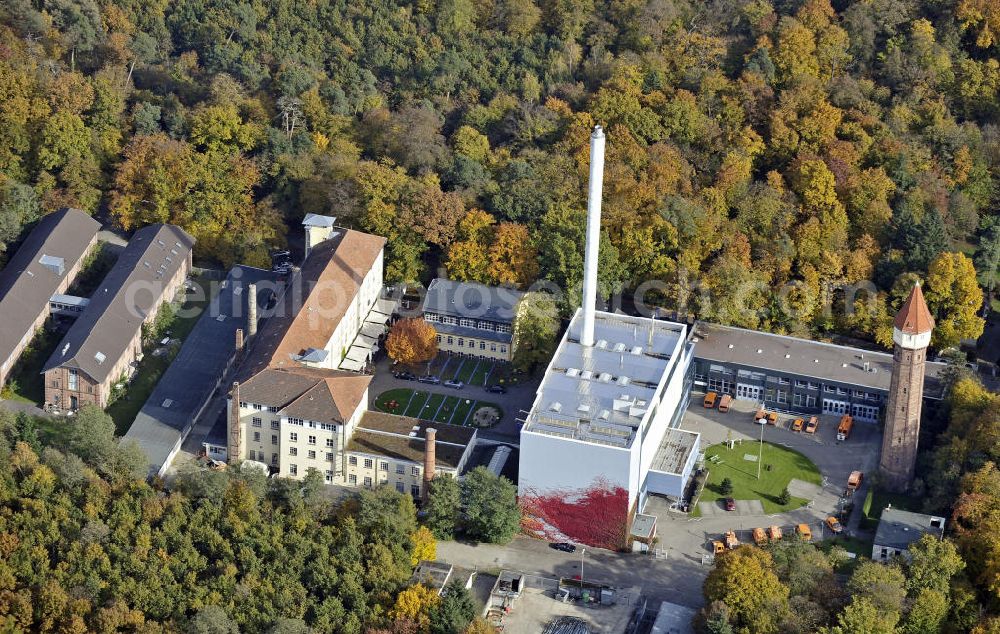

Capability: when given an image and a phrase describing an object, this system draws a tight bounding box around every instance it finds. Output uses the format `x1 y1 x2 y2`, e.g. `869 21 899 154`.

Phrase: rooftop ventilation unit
630 346 643 356
628 405 647 418
566 368 580 377
39 254 65 276
785 354 790 359
616 375 630 386
842 363 848 368
549 402 563 413
613 342 626 353
577 404 591 414
580 370 594 380
596 340 608 349
94 352 106 365
728 344 734 349
598 372 612 383
756 349 763 354
598 409 610 420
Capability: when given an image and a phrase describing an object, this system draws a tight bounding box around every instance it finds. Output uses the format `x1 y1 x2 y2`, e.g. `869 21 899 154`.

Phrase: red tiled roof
894 283 934 335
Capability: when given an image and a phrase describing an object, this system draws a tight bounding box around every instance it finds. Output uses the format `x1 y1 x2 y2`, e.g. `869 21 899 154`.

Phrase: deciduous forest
0 0 997 350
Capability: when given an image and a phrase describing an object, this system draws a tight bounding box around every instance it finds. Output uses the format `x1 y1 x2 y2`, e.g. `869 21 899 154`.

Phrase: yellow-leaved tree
386 318 438 366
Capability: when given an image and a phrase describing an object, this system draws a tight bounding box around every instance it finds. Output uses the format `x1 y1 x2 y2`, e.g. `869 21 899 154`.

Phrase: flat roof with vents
521 309 687 447
691 322 947 398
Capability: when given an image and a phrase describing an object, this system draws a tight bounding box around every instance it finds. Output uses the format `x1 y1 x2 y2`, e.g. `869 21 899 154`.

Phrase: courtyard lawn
373 388 414 415
373 389 502 427
697 441 822 515
451 397 477 425
470 361 494 386
402 391 429 417
454 358 479 384
419 393 445 418
434 396 463 423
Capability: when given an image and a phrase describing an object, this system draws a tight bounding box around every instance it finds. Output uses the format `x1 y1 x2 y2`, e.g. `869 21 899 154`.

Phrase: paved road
437 536 707 609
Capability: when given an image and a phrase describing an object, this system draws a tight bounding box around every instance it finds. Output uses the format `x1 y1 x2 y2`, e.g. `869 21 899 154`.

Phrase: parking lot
645 392 881 564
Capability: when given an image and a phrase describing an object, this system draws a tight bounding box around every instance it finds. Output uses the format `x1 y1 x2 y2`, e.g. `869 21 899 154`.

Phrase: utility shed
872 507 946 561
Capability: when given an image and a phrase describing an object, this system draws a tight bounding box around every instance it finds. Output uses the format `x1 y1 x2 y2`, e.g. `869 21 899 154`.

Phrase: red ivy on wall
520 477 629 550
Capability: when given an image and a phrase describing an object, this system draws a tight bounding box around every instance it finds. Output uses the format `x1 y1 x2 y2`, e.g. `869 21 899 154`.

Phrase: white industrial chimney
580 125 605 347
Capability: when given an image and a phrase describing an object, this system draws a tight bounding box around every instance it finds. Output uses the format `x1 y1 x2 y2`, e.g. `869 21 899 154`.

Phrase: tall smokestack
247 282 258 338
423 427 437 498
580 125 605 347
228 381 241 464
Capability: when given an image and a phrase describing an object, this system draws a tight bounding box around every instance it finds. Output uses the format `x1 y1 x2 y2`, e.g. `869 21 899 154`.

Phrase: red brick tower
879 283 934 492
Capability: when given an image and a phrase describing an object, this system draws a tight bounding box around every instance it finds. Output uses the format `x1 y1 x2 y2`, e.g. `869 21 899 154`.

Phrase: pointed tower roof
894 283 934 335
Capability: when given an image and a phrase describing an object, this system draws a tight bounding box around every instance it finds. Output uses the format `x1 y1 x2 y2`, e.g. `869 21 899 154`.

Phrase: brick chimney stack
228 381 241 464
235 327 244 354
423 428 437 497
247 282 258 338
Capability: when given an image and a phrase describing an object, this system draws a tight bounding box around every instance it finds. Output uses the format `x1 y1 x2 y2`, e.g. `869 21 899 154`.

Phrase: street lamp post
757 417 764 480
580 548 586 589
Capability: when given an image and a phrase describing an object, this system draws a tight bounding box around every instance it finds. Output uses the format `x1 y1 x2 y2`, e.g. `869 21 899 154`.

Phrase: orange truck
752 527 767 546
718 394 732 413
836 415 854 441
847 470 864 493
724 530 740 549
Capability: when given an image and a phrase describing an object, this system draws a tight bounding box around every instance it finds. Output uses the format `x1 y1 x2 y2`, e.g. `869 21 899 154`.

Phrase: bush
777 487 791 505
720 477 733 495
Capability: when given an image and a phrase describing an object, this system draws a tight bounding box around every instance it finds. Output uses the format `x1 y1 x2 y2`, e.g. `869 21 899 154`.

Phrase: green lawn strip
106 275 211 434
861 487 922 529
373 388 415 414
450 398 477 426
698 441 821 515
404 392 431 417
421 393 446 419
440 356 463 381
2 327 61 404
433 396 462 423
470 361 493 386
455 358 478 383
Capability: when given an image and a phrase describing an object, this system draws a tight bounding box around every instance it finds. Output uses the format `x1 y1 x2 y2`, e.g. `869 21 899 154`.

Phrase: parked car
791 418 804 432
804 416 819 434
417 375 441 384
394 371 416 381
443 379 464 389
797 524 812 541
826 517 844 534
485 384 507 394
550 542 577 553
724 497 737 511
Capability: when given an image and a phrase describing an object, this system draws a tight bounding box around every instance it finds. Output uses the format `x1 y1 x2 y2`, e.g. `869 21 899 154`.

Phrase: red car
725 498 736 511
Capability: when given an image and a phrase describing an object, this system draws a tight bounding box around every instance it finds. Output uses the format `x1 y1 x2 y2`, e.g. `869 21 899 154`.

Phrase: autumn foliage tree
386 318 438 366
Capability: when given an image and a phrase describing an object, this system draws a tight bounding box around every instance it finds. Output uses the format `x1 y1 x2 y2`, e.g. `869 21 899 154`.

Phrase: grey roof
345 411 477 468
691 322 947 398
874 508 946 550
122 266 279 475
423 278 524 324
43 224 195 383
0 209 100 369
630 513 656 539
650 428 699 474
651 601 696 634
302 213 336 228
522 310 688 448
430 321 513 344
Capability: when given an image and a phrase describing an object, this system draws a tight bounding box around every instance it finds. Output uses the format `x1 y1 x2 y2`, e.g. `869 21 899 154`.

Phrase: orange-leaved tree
386 318 438 365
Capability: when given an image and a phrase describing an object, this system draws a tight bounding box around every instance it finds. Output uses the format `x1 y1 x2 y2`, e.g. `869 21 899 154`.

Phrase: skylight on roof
94 351 106 364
